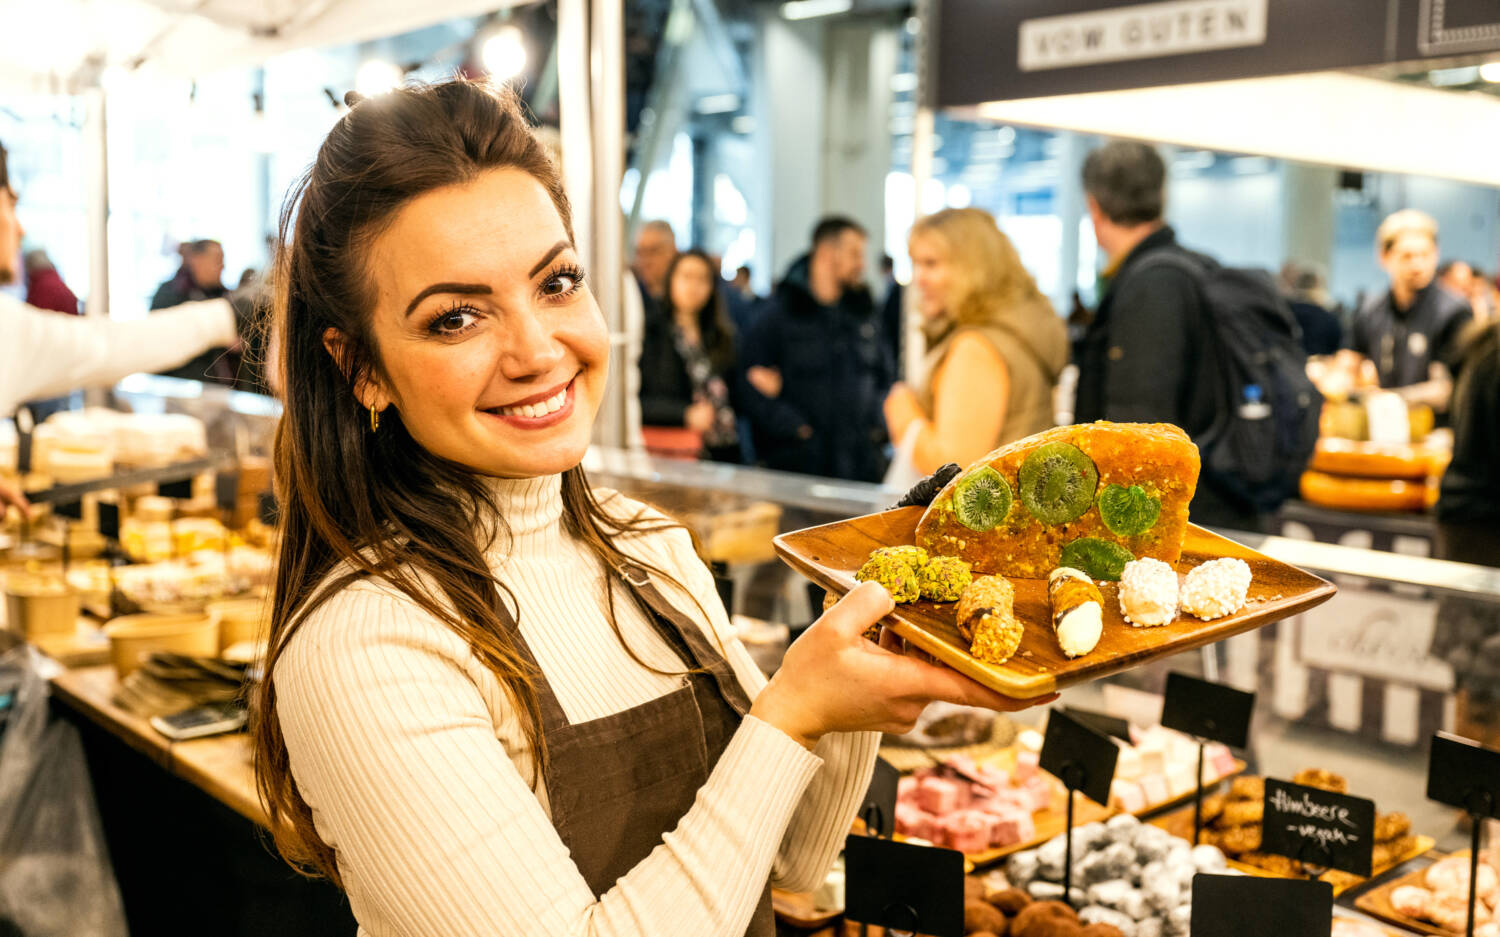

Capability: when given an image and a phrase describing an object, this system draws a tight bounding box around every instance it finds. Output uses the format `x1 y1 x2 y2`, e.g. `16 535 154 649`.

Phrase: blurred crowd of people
631 140 1499 558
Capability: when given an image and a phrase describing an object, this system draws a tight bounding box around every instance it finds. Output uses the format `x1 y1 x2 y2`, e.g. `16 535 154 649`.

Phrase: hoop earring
369 405 381 432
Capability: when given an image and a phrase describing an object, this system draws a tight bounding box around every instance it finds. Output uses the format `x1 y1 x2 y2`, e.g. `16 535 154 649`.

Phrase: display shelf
21 453 236 506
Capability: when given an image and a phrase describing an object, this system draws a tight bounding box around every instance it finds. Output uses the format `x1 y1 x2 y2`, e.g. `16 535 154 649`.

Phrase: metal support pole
83 87 109 319
904 0 936 383
557 0 593 276
591 0 627 448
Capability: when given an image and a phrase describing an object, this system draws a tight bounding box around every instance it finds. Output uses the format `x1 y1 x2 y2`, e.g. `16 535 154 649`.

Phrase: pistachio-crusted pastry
918 555 973 602
871 544 929 572
955 575 1024 665
856 551 919 603
1047 567 1103 658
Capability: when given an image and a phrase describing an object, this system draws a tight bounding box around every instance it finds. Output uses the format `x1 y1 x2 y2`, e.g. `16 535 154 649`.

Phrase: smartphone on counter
150 701 248 741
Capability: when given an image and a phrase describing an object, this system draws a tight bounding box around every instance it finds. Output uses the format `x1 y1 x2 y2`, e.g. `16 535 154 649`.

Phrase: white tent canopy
0 0 521 94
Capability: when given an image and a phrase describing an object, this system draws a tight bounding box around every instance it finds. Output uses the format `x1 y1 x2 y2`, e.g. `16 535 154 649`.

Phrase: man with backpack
1073 141 1318 532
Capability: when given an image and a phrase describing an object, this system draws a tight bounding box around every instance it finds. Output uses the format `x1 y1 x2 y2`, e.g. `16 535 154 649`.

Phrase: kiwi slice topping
1059 537 1135 581
1097 484 1162 537
1019 442 1099 525
953 465 1012 532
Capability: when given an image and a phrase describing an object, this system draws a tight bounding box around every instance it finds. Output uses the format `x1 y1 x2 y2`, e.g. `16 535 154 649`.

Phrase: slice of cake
914 422 1200 579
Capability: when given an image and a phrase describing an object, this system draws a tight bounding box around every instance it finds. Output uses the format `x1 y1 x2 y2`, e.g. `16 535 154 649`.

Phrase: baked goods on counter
1194 768 1421 885
916 423 1200 580
1005 813 1223 936
1299 471 1429 513
895 753 1048 852
1385 850 1500 933
1108 725 1238 814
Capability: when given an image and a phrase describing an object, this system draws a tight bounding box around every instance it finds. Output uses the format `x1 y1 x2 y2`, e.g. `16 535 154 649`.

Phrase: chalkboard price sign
1260 779 1375 878
844 834 964 937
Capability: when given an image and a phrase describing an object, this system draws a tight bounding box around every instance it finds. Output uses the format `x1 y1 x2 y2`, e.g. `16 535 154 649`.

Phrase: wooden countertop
49 664 267 829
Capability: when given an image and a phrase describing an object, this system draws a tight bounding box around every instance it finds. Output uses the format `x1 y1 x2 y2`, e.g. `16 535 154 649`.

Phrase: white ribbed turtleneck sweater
275 474 879 937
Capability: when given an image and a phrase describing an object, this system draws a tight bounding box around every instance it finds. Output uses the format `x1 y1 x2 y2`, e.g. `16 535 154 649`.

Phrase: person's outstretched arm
0 294 238 413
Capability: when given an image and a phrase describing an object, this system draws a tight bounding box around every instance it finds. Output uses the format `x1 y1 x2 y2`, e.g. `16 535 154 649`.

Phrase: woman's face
669 255 716 318
357 168 607 478
908 233 951 320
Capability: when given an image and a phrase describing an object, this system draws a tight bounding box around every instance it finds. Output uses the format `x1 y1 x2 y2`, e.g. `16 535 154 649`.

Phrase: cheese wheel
1299 470 1427 512
1308 438 1430 479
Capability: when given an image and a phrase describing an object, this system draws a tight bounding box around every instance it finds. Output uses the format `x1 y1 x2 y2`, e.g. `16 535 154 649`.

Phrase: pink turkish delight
990 807 1036 848
895 803 937 842
916 775 964 814
1014 749 1040 782
939 810 993 853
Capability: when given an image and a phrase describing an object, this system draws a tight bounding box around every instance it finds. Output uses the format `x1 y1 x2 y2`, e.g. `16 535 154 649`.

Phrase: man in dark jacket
741 217 893 481
1347 210 1472 411
150 239 235 385
1072 141 1258 530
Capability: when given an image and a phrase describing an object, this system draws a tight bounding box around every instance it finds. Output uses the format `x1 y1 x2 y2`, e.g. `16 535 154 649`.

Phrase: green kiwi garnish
953 465 1012 532
1059 537 1134 581
1097 484 1162 537
1018 442 1099 525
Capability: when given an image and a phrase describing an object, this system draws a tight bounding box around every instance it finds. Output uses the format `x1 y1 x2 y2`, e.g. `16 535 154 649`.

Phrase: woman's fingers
882 649 1055 712
821 581 895 642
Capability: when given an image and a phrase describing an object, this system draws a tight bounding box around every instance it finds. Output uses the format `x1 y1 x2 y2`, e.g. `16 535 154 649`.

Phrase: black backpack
1136 251 1321 513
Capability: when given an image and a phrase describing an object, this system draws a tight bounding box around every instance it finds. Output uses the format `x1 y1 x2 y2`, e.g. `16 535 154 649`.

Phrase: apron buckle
615 563 650 589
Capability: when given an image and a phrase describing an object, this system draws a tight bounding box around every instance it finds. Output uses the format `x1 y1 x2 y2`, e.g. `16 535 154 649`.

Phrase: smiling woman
252 79 1035 937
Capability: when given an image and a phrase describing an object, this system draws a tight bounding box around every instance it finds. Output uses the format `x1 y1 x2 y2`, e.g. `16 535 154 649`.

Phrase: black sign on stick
860 757 900 838
97 501 120 541
1261 779 1375 878
1063 705 1132 744
157 477 193 499
1161 672 1255 749
215 471 240 513
1427 732 1500 937
1040 709 1119 807
1191 873 1332 937
55 499 83 521
844 834 964 937
1427 732 1500 820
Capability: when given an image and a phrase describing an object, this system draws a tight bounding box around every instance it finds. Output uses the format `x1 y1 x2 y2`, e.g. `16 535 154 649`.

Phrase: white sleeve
660 528 882 894
276 586 826 937
0 295 237 413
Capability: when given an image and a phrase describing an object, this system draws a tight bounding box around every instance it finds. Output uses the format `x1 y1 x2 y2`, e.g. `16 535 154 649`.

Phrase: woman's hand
749 581 1052 750
883 381 922 441
0 477 31 521
747 365 782 399
684 400 715 434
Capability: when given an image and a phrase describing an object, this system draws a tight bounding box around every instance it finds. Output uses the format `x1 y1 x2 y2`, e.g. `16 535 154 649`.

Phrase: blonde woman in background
883 208 1068 481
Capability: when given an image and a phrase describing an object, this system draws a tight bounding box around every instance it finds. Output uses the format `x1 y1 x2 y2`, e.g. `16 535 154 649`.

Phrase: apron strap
616 562 754 718
491 588 572 734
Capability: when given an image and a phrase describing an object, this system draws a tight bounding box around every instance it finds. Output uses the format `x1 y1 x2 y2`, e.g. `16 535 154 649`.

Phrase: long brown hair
252 80 708 887
662 248 737 375
909 207 1053 339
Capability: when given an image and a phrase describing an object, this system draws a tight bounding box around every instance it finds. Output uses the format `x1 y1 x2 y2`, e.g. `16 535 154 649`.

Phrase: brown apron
499 561 776 937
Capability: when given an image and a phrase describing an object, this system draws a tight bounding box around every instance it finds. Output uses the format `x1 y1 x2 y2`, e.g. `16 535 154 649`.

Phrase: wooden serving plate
1354 852 1482 936
773 508 1337 699
770 887 842 930
1152 805 1435 897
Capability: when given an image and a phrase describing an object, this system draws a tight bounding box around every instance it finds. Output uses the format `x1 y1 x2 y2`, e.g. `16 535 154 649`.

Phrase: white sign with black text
1018 0 1269 72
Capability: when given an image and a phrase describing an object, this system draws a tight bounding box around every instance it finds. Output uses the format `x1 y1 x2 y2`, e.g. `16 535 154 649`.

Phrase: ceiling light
355 59 402 98
481 25 527 81
696 93 741 115
781 0 852 21
1481 61 1500 83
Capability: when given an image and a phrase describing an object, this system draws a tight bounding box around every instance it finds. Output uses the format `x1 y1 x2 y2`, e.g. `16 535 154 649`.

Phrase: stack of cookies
1197 769 1416 882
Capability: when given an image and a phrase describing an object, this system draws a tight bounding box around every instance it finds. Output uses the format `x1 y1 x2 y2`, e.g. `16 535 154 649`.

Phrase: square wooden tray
1354 852 1482 936
773 507 1336 700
